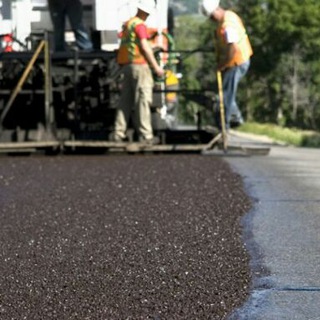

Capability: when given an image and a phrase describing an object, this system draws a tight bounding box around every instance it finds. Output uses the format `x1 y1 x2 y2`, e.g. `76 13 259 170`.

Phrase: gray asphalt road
227 145 320 319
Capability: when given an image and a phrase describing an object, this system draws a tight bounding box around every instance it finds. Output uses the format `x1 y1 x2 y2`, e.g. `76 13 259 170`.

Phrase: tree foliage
174 0 320 129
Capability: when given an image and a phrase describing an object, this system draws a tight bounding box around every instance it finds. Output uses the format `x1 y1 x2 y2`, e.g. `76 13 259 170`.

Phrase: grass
237 122 320 148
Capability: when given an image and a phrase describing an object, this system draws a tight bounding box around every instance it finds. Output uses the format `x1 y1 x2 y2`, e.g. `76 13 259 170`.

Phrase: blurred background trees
170 0 320 130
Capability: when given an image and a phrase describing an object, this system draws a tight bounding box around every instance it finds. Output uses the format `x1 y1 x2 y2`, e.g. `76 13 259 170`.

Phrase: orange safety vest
117 16 148 65
215 11 253 68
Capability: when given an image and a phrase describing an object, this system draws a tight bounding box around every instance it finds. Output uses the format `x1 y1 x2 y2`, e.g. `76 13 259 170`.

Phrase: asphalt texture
227 146 320 319
0 155 251 319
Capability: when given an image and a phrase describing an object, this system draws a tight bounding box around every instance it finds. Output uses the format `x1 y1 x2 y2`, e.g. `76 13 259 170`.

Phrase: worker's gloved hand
217 64 227 71
154 66 165 78
153 46 164 54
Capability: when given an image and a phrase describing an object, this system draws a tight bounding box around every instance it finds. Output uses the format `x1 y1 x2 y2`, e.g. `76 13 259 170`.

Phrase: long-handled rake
202 70 228 152
202 71 271 156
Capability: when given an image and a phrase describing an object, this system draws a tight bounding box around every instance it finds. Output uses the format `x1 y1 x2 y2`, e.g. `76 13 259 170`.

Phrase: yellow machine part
165 70 179 103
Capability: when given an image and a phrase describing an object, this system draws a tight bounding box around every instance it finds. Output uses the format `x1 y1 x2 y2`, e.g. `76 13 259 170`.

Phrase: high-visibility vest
216 10 253 68
117 16 148 65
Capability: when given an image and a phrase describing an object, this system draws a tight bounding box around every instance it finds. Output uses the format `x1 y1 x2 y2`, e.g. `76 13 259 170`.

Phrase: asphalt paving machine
0 0 217 154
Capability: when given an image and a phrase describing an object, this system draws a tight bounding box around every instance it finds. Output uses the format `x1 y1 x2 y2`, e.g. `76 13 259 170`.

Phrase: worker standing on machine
111 0 164 144
201 0 253 129
48 0 93 51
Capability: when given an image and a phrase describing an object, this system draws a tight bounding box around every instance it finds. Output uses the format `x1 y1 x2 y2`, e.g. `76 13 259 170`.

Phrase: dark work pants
48 0 93 51
216 60 250 129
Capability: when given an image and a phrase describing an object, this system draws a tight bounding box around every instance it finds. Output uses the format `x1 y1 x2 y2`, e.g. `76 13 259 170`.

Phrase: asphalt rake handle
217 70 228 152
202 70 228 152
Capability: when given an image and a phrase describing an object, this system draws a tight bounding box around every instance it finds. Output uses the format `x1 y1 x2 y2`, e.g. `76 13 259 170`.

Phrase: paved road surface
0 154 251 319
2 131 319 319
227 145 320 319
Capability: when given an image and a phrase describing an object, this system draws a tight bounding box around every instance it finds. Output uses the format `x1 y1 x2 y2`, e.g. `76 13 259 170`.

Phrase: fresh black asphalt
0 155 251 319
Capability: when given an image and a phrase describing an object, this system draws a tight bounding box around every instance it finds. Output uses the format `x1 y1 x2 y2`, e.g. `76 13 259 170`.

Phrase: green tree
239 0 320 128
174 0 320 129
175 15 215 125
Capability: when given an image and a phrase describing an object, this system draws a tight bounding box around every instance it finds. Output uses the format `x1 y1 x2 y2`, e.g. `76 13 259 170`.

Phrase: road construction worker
201 0 253 129
111 0 164 144
48 0 93 51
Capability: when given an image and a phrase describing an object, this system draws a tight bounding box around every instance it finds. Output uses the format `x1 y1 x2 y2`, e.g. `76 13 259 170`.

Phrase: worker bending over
201 0 253 129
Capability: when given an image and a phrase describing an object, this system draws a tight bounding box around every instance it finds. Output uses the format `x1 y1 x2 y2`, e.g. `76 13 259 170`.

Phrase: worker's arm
140 38 164 77
217 43 236 71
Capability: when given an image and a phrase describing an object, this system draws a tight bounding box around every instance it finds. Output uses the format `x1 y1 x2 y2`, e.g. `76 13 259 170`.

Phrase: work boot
230 115 244 128
109 132 125 142
139 136 160 145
